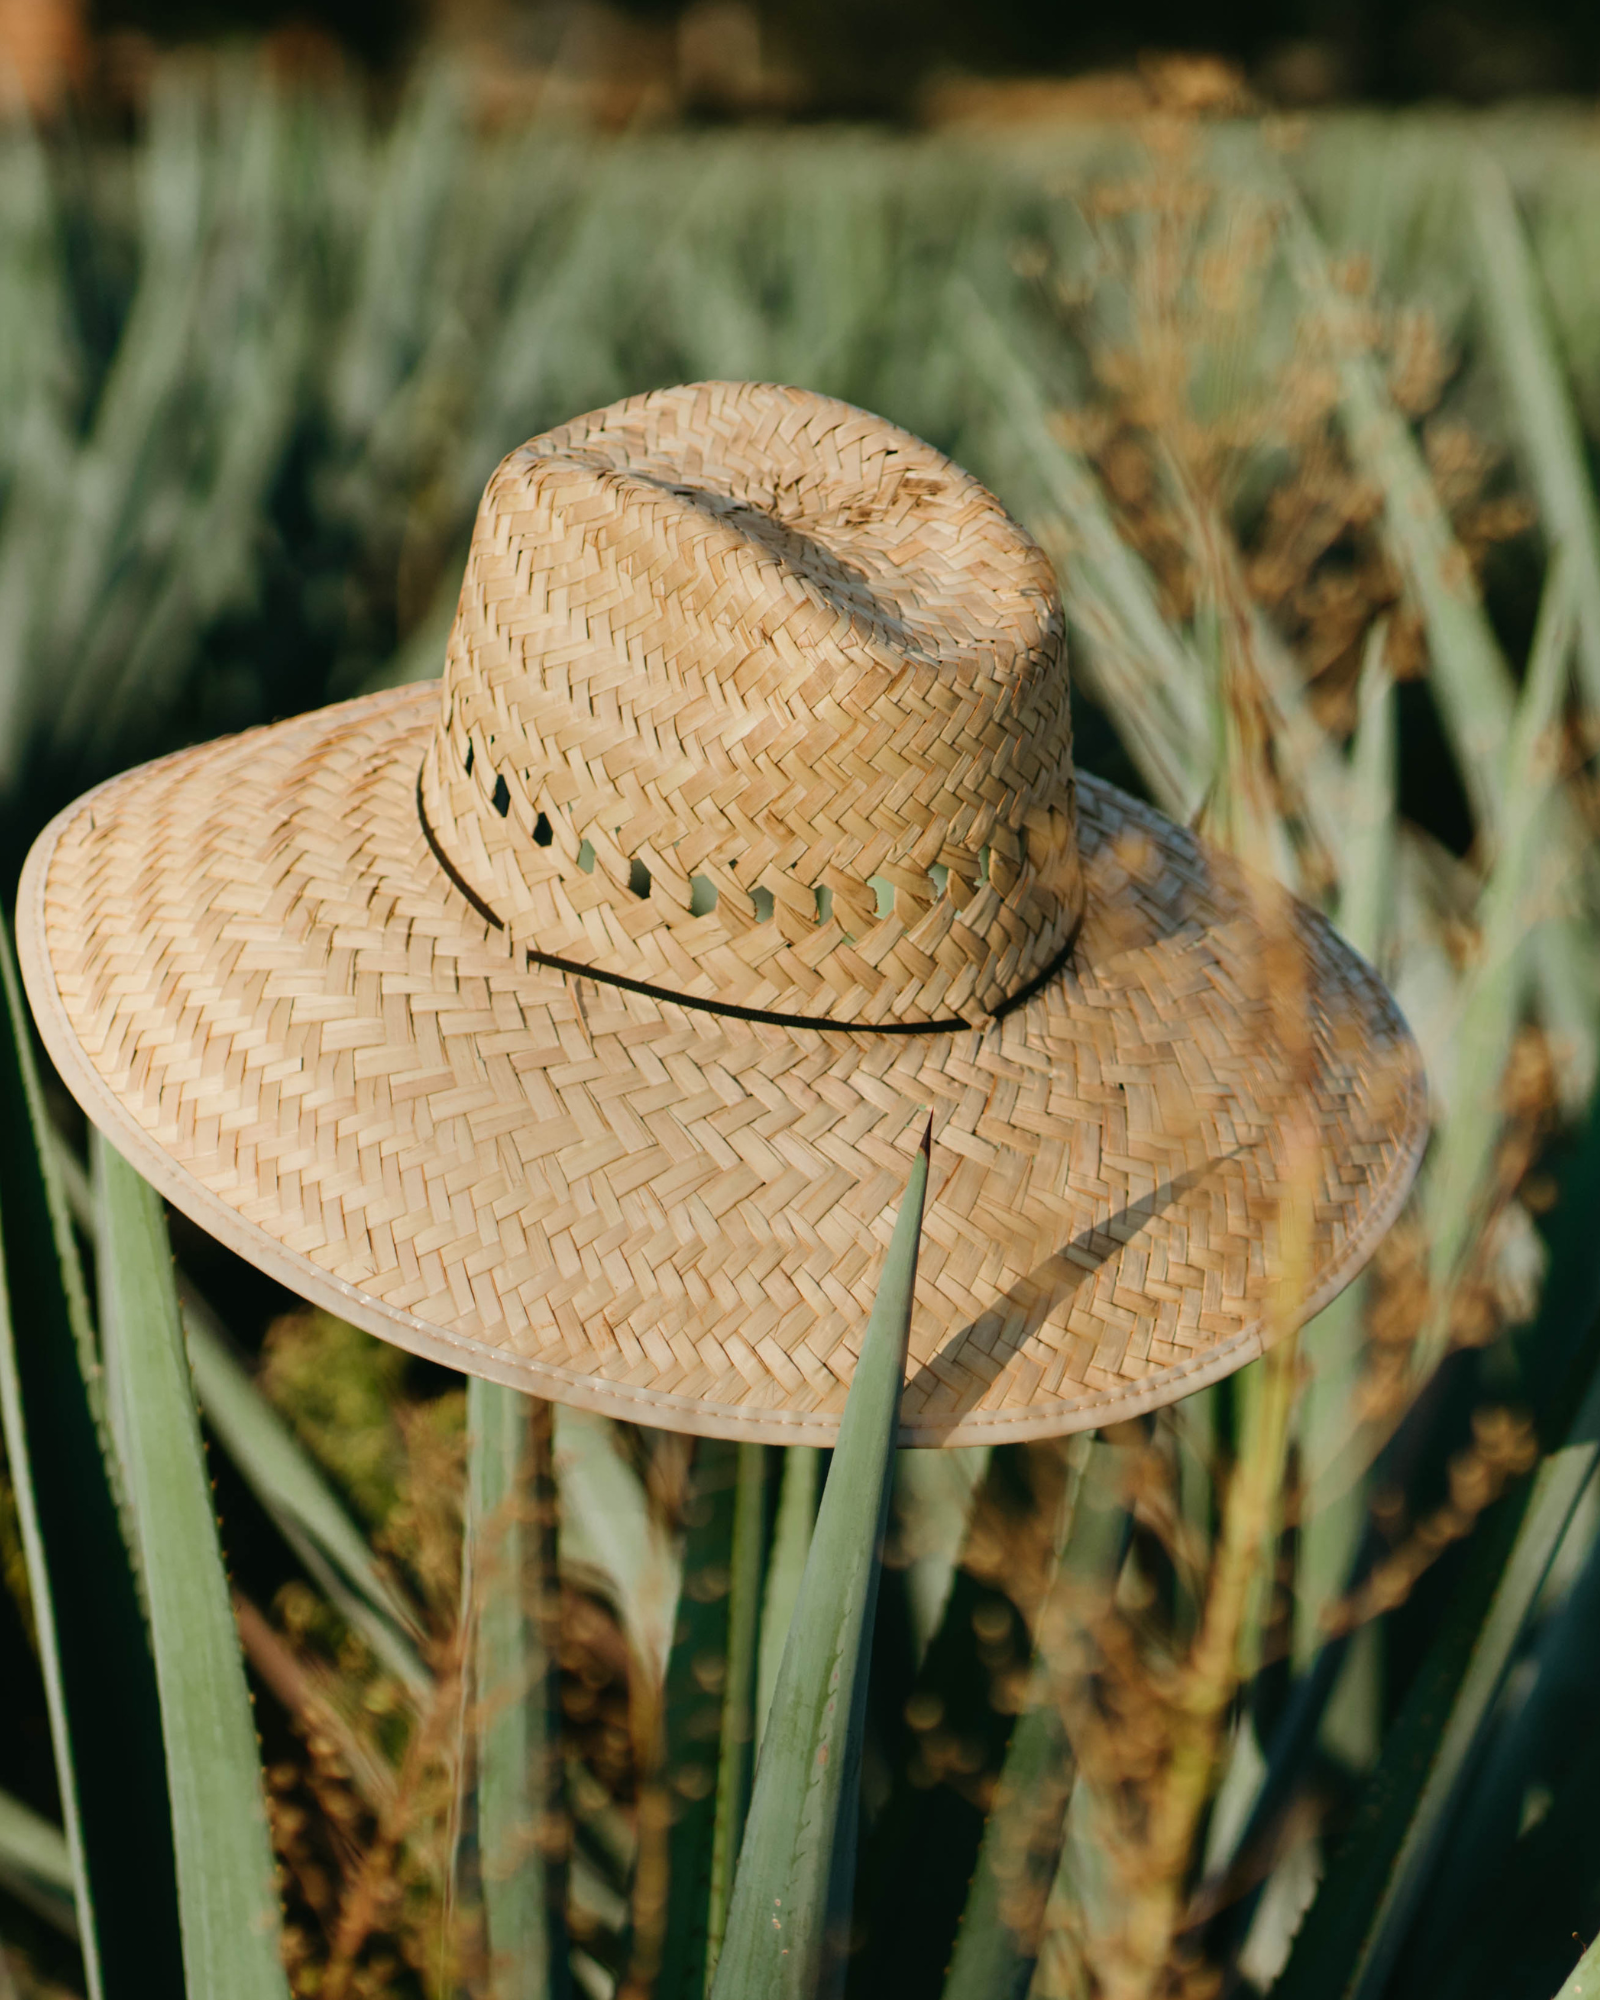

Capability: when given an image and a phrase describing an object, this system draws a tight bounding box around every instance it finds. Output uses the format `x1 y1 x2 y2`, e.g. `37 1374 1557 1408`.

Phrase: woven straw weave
417 383 1082 1025
18 383 1427 1443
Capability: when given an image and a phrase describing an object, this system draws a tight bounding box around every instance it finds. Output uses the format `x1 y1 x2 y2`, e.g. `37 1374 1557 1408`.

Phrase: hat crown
418 381 1083 1024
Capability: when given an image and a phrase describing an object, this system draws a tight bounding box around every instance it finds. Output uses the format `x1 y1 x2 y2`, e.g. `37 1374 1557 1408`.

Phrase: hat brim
18 683 1427 1445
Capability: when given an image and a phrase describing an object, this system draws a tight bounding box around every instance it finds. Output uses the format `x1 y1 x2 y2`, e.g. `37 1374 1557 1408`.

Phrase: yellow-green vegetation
1 55 1600 2000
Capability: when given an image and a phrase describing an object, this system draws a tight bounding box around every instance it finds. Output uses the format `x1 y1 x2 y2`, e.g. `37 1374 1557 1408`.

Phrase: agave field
4 56 1600 2000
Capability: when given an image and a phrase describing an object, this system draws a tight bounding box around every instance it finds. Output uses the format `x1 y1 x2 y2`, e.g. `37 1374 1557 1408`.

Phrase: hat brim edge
14 728 1430 1447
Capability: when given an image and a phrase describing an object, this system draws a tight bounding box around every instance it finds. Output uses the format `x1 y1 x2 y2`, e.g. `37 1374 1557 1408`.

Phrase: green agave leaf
0 925 182 1997
180 1283 430 1698
1469 152 1600 721
756 1445 819 1753
940 1702 1073 2000
1426 549 1576 1304
1417 1501 1600 1997
1274 1079 1600 2000
656 1437 740 2000
707 1442 768 1985
465 1377 568 2000
1341 1418 1600 2000
44 1143 429 1697
1278 167 1599 1112
1554 1923 1600 1998
848 1449 1041 2000
940 1439 1125 2000
92 1132 288 1999
0 1784 77 1939
711 1126 930 2000
553 1405 682 1693
950 280 1208 820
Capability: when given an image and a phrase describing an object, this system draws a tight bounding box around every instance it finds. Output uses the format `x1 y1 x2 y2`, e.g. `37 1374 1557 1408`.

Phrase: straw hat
18 382 1426 1444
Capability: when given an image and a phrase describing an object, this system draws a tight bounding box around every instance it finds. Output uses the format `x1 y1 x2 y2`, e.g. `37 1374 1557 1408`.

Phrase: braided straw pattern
21 685 1427 1444
417 383 1082 1026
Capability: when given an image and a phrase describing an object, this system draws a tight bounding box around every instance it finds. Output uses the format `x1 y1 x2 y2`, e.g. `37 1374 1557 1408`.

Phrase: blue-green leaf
181 1283 429 1698
93 1132 288 1999
465 1376 568 2000
711 1125 930 2000
0 924 182 1997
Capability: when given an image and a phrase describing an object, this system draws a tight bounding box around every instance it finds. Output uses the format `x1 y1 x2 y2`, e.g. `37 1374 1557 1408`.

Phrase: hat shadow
904 1156 1229 1421
673 482 916 635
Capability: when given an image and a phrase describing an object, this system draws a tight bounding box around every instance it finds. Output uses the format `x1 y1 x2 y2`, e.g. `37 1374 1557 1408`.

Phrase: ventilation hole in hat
751 886 775 923
867 875 895 918
814 884 833 923
463 741 475 777
491 775 511 818
928 863 949 897
689 875 718 917
577 840 596 874
629 858 652 899
976 846 991 883
533 811 553 847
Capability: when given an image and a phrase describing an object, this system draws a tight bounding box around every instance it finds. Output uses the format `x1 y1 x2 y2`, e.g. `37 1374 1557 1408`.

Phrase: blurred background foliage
2 20 1600 2000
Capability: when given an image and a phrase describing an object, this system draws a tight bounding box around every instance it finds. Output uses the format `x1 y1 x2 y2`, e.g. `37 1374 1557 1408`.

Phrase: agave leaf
940 1438 1125 2000
1469 152 1600 721
895 1444 990 1666
0 927 182 1997
0 1785 76 1938
92 1132 288 1998
1426 548 1575 1307
949 279 1208 818
1332 620 1398 970
1342 1417 1600 2000
940 1701 1074 2000
1410 1480 1600 1993
1553 1919 1600 1998
1273 1080 1600 2000
180 1283 430 1697
711 1125 930 2000
465 1377 568 2000
707 1442 768 1985
756 1444 819 1752
1279 169 1598 1107
848 1446 1057 2000
554 1406 681 1694
654 1438 740 2000
44 1143 429 1696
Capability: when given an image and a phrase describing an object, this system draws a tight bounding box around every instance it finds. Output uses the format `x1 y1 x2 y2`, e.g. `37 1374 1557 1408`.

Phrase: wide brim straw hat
18 382 1426 1445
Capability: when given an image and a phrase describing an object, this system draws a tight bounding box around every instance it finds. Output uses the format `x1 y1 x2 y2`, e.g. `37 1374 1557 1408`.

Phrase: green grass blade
466 1377 568 2000
1469 153 1600 721
92 1133 288 2000
0 926 182 1997
706 1441 766 1989
711 1125 930 2000
180 1284 429 1697
756 1444 818 1754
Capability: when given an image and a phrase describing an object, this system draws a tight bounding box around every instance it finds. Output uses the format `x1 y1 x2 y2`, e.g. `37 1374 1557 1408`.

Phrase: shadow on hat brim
17 684 1428 1446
